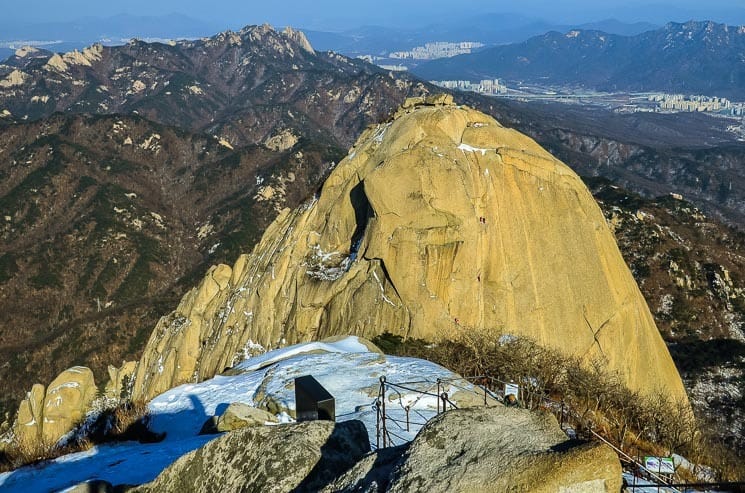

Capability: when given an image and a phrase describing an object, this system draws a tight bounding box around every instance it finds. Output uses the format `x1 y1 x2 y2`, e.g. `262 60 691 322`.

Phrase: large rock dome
132 96 687 403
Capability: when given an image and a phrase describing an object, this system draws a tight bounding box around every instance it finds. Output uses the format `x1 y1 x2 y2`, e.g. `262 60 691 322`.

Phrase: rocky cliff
130 96 687 403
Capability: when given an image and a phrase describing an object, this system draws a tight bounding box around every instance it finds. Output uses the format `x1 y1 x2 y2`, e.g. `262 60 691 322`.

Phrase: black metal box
295 375 335 422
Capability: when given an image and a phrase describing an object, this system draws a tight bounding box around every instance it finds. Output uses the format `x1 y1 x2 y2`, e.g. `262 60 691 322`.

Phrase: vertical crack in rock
349 181 373 263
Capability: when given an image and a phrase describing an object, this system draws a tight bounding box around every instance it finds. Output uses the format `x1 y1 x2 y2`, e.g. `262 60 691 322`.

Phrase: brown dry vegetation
372 329 745 482
0 398 157 473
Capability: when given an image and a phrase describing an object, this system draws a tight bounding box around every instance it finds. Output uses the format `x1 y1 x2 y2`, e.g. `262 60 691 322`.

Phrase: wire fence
370 372 745 492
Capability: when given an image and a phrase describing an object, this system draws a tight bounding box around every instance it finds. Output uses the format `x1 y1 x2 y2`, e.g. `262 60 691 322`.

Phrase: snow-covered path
0 337 468 492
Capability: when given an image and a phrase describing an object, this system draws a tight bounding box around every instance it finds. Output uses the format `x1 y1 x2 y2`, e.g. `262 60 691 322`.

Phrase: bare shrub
372 329 745 481
70 399 163 446
1 398 162 473
1 435 62 471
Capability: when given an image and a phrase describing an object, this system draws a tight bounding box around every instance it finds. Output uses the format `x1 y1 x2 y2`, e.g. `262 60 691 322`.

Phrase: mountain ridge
0 24 425 148
414 20 745 98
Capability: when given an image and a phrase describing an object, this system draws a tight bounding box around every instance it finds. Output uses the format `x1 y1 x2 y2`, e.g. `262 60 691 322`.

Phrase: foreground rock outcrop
131 96 687 403
327 406 622 492
135 405 621 493
133 420 370 493
14 367 97 447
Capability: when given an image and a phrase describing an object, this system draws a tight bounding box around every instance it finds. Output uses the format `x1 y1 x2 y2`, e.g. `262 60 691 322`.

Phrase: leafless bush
0 434 83 472
1 399 160 473
70 399 162 446
373 329 745 480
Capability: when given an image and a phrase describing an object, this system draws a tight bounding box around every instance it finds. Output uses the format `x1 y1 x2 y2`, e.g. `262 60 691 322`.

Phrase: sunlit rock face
132 97 688 404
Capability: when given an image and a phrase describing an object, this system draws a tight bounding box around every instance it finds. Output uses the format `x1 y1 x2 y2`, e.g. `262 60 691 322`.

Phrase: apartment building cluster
648 93 740 114
389 41 484 60
432 79 507 95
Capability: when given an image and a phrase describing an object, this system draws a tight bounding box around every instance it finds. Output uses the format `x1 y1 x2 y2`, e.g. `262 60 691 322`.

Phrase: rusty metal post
441 392 448 412
405 405 410 432
380 376 387 448
375 399 380 449
436 378 441 414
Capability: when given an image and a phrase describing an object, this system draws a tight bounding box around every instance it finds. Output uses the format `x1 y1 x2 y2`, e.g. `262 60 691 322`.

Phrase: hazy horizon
1 0 744 32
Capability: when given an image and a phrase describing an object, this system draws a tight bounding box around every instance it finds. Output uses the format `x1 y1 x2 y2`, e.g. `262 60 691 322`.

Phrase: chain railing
371 372 700 492
373 374 504 449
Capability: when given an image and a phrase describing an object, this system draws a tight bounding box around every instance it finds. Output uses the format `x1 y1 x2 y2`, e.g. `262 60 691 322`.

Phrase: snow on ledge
458 143 491 155
233 336 373 372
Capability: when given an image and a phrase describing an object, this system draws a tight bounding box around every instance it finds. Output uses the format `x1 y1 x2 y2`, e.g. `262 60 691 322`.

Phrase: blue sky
2 0 743 29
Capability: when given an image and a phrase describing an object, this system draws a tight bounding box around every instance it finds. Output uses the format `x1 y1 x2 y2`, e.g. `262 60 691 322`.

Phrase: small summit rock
424 93 454 105
216 402 279 432
282 27 315 55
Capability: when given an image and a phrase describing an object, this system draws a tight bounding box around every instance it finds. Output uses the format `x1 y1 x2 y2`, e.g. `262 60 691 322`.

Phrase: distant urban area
425 78 745 141
358 40 484 71
388 41 484 60
355 38 745 125
431 79 745 116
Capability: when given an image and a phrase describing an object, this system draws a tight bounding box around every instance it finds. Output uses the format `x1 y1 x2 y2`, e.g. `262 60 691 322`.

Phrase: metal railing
370 372 716 492
373 374 503 449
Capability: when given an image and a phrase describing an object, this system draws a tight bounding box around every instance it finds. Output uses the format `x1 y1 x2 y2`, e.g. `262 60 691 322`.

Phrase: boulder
327 407 622 493
215 402 278 432
13 367 97 447
425 93 454 105
133 420 370 493
42 366 97 444
130 101 688 406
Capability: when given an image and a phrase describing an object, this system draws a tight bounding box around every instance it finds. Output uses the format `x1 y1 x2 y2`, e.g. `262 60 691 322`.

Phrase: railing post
436 378 441 414
441 391 448 412
405 405 410 432
375 399 380 449
380 376 387 448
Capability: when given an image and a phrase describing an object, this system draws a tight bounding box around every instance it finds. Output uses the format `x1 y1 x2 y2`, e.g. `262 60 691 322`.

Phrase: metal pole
436 379 441 414
441 392 448 412
380 376 387 448
375 400 380 450
405 406 410 432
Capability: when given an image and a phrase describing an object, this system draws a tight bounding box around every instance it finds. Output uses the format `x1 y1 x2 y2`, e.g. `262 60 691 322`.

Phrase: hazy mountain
304 16 658 56
0 13 220 45
414 20 745 99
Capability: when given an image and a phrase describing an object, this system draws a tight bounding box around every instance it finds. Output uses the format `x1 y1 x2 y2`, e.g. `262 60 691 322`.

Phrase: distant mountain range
0 13 658 63
414 20 745 99
0 13 222 61
0 13 220 43
305 16 659 56
0 26 421 148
